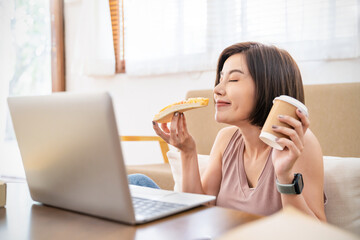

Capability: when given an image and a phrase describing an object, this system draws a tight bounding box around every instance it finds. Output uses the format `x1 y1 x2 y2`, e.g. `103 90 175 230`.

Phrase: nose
214 81 225 96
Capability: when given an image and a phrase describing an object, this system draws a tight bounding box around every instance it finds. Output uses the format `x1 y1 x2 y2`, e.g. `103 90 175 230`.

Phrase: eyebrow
220 69 244 76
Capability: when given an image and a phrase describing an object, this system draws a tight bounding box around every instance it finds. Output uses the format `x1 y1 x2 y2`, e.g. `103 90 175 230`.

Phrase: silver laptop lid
8 92 136 223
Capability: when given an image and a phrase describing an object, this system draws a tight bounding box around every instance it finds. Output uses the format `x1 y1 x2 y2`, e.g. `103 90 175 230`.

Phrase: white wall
64 2 360 165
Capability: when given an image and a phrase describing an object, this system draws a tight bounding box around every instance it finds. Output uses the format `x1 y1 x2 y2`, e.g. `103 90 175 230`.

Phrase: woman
151 42 326 221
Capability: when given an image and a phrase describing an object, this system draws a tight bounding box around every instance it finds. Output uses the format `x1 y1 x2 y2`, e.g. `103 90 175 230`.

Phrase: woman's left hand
271 109 310 183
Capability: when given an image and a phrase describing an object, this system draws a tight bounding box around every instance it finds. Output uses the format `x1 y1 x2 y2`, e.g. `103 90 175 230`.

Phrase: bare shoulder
217 126 239 139
209 126 239 156
215 126 239 147
202 126 238 196
303 129 323 158
305 129 321 146
294 128 323 172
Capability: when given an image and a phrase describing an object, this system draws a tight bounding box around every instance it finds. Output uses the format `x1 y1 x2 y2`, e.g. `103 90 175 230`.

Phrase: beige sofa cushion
167 150 209 192
323 156 360 235
304 83 360 158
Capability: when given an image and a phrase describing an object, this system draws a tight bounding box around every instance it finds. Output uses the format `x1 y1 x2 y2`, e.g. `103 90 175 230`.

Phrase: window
0 0 51 179
109 0 126 73
122 0 359 76
124 0 210 75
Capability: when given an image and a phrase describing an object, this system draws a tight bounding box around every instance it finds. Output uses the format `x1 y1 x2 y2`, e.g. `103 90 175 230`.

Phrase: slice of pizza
153 97 209 123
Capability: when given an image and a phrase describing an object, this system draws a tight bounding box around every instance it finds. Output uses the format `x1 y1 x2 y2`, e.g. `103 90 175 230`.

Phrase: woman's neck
238 123 270 160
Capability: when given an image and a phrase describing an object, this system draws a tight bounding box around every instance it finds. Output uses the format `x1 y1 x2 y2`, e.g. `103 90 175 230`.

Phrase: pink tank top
216 129 282 216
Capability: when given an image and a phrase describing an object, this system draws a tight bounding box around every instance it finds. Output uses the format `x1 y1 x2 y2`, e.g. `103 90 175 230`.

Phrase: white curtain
0 0 15 143
125 0 216 76
71 0 116 76
125 0 360 76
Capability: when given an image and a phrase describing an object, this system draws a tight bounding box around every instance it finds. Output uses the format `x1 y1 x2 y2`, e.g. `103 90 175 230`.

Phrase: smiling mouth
216 101 231 107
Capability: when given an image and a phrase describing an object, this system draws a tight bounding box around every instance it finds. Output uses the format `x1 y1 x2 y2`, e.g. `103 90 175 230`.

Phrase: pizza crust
153 98 209 123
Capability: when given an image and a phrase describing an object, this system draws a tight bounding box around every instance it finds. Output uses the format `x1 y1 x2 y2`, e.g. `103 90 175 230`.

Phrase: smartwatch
276 173 304 194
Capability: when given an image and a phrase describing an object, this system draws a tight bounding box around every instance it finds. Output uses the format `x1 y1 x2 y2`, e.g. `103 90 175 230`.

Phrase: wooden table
0 183 261 240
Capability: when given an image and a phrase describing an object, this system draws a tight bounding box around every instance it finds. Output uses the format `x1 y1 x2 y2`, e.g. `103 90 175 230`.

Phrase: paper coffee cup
259 95 308 150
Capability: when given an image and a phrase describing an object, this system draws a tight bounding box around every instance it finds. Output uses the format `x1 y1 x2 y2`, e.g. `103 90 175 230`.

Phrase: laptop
7 92 215 224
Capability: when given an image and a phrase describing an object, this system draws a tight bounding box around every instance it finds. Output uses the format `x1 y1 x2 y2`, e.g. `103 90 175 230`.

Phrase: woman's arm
153 112 204 193
200 126 238 197
272 110 327 221
278 130 326 220
153 112 235 197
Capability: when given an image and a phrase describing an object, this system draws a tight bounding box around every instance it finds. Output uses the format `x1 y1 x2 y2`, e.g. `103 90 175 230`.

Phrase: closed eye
229 80 238 82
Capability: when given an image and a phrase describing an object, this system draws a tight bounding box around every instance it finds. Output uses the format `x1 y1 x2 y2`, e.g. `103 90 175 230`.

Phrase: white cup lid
273 95 308 117
259 132 284 150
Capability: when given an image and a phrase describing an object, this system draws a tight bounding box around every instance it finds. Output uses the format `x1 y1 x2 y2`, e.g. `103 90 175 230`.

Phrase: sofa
126 82 360 235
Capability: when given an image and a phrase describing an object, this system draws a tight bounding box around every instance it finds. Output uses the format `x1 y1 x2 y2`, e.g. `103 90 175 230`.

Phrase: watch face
276 173 304 194
294 173 304 194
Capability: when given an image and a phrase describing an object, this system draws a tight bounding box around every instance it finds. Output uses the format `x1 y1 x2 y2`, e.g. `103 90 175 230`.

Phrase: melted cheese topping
159 97 209 113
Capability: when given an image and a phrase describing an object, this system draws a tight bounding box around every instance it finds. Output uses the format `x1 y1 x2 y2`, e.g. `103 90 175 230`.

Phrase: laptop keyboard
132 197 187 218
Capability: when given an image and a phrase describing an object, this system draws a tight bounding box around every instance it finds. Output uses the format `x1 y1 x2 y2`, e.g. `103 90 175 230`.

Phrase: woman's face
213 53 256 125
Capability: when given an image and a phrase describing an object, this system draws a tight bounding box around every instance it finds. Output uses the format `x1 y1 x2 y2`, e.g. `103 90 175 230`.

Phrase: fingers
176 112 189 139
153 112 195 152
278 114 304 138
272 124 303 153
152 112 182 144
170 112 180 140
275 109 309 138
181 113 189 133
275 137 301 157
177 113 184 139
160 123 170 133
272 109 310 153
296 108 310 133
152 121 170 143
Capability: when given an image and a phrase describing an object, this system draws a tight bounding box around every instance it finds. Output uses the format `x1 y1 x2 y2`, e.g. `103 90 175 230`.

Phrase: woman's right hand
152 112 196 153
